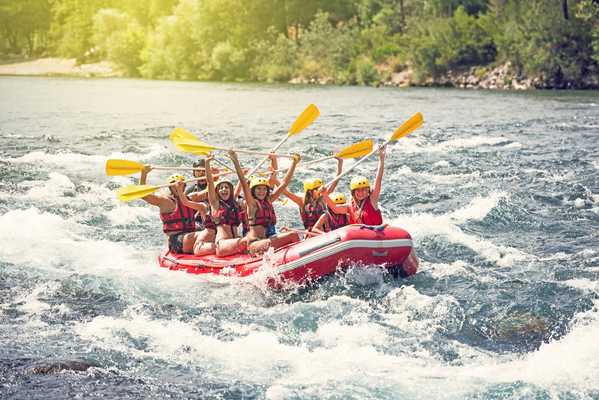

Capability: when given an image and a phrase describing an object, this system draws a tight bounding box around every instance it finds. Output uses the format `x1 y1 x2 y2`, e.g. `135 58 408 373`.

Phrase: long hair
216 182 236 206
251 185 271 200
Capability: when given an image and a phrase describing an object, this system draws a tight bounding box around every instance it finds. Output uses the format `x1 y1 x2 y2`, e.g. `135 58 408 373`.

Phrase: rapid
0 77 598 399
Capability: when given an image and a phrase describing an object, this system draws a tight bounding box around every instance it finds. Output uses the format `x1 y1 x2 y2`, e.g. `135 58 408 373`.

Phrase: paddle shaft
301 155 336 167
246 136 288 177
149 166 207 172
326 143 387 188
154 170 236 189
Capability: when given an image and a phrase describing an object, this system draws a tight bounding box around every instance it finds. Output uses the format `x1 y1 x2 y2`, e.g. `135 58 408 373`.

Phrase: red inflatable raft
158 224 418 287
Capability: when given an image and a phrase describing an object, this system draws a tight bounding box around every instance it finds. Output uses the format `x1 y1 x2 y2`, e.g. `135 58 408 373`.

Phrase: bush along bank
3 1 598 90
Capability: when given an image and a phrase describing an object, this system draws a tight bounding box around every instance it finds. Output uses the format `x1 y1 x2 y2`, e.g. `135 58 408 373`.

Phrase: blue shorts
243 224 276 237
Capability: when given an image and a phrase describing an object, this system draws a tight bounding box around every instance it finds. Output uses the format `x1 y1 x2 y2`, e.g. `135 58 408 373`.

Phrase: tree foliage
1 0 597 87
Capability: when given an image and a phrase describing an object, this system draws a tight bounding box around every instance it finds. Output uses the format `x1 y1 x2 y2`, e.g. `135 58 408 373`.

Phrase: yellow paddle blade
174 142 213 156
170 128 215 155
335 139 374 159
390 112 424 142
169 127 197 142
105 159 144 176
288 104 320 136
116 184 160 202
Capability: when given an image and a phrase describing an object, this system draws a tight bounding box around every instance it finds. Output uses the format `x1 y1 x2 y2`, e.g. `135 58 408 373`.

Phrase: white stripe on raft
277 238 413 274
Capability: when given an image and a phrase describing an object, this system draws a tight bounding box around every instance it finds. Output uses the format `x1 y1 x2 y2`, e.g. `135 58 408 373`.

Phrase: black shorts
168 232 186 253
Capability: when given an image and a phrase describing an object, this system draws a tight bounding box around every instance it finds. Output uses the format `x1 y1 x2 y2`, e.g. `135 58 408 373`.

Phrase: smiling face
169 181 186 197
352 187 370 201
253 185 268 200
217 182 231 201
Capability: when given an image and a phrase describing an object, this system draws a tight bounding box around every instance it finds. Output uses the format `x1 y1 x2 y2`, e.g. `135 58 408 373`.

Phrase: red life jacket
300 198 326 230
238 197 249 235
213 199 241 227
202 204 216 230
160 197 196 234
326 208 349 231
249 198 276 228
350 197 383 225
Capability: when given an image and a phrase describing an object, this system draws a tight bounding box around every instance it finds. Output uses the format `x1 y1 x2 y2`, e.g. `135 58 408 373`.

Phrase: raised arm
268 153 279 188
204 156 220 211
326 157 344 193
280 187 303 208
370 146 385 207
319 185 349 215
228 150 254 209
174 183 208 215
270 154 300 201
139 165 173 210
311 213 327 235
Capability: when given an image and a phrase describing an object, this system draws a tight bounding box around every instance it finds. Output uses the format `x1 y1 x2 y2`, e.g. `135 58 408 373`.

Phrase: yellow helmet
330 192 346 205
303 178 323 192
249 176 270 190
350 176 370 191
216 179 234 189
168 174 185 184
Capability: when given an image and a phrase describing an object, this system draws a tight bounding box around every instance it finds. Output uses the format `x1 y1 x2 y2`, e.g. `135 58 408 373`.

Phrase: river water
0 77 598 399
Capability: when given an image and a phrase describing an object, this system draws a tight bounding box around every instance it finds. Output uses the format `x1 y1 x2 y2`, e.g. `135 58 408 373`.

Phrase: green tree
408 6 495 79
93 8 144 75
0 0 51 55
49 0 112 60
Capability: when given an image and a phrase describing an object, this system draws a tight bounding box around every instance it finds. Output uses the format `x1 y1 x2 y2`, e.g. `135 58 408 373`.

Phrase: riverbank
2 57 598 89
0 58 121 78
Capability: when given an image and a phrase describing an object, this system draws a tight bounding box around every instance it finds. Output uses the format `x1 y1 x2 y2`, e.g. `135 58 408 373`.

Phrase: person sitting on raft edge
139 166 205 254
237 153 279 239
176 154 245 257
232 150 302 254
311 191 350 234
320 146 385 226
281 157 343 234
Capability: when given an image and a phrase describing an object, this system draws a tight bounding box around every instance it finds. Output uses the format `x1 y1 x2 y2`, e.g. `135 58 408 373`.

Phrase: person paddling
232 150 301 254
282 158 343 232
348 147 385 225
202 153 246 257
311 192 350 234
172 157 223 256
139 168 199 254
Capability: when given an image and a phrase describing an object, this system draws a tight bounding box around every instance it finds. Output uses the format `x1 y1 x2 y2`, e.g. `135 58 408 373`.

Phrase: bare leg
247 238 272 255
269 231 300 250
194 241 216 256
182 232 197 254
215 237 248 257
193 229 216 256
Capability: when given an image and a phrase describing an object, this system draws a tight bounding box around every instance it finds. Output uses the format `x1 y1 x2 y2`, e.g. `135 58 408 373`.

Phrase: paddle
115 169 239 202
245 104 320 177
301 139 374 167
105 159 211 176
170 128 295 158
325 112 424 187
117 179 198 202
